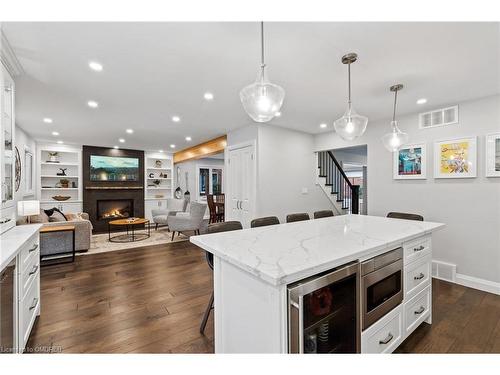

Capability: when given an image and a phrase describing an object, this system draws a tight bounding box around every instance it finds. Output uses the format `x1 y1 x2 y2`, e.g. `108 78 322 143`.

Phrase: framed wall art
486 133 500 177
393 143 426 179
434 136 477 178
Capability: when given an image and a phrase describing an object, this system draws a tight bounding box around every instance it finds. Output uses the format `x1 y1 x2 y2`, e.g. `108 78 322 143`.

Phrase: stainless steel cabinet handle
29 297 39 310
414 306 425 315
379 333 394 345
413 245 425 252
414 272 425 280
29 244 39 253
29 265 39 275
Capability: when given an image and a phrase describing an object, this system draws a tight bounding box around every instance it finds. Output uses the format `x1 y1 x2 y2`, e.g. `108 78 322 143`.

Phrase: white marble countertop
1 224 42 271
191 215 444 286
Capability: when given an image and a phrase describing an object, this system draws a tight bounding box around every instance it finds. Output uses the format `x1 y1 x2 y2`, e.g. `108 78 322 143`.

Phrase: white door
227 144 255 228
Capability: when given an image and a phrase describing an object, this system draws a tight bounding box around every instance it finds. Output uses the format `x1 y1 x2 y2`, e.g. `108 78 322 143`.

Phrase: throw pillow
30 210 50 224
44 207 68 221
49 210 67 222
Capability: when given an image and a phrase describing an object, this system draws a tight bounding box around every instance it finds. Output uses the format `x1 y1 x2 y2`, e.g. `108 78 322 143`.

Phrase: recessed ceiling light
57 140 64 144
275 111 281 117
185 136 192 142
119 138 125 143
158 149 164 153
126 129 134 134
43 118 53 124
320 123 328 129
416 98 427 105
170 144 176 149
88 61 103 72
87 100 99 108
113 145 119 149
172 116 180 123
51 131 59 136
204 92 214 101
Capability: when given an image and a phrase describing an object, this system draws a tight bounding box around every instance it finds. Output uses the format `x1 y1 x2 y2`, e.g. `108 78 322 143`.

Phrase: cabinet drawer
362 305 403 353
403 236 431 264
404 285 431 336
19 251 40 301
18 234 39 273
19 275 40 350
404 254 431 300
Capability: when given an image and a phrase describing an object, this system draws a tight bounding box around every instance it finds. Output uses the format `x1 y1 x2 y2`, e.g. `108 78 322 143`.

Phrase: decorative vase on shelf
155 160 162 168
48 152 59 163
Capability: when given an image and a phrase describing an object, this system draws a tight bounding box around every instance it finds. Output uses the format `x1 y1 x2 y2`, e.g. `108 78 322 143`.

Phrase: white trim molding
455 274 500 296
1 31 24 76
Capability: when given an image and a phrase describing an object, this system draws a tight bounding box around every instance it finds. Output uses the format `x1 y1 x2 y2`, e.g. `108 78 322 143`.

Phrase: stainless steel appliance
288 262 360 353
361 248 403 330
0 259 16 354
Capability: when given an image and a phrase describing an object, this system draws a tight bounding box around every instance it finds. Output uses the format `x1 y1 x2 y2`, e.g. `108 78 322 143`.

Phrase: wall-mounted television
90 155 139 181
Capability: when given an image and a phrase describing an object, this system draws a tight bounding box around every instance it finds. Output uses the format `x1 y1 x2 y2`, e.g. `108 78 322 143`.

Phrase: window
24 146 34 197
197 165 224 199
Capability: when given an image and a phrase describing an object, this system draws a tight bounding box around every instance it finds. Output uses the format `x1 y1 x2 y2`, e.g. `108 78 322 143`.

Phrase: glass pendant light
381 84 409 152
334 53 368 141
240 22 285 123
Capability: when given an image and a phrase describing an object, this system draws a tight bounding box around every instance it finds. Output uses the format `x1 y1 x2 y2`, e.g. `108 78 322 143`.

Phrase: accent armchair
167 201 207 240
151 198 188 230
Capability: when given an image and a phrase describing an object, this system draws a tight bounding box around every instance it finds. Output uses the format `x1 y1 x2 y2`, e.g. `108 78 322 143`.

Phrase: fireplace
97 199 134 220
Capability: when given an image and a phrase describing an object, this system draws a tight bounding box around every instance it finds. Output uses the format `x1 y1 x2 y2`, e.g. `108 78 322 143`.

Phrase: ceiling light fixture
381 84 409 152
274 111 281 117
43 118 53 124
170 144 176 149
51 131 59 136
240 21 285 123
87 100 99 108
334 53 368 141
57 140 63 144
113 146 119 149
158 149 164 153
119 138 125 143
172 116 180 123
320 123 328 129
126 129 134 134
416 98 427 105
88 61 103 72
204 92 214 101
185 136 192 142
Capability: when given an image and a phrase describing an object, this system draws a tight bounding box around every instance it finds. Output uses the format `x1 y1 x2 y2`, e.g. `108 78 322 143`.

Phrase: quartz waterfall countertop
1 224 42 271
191 215 444 286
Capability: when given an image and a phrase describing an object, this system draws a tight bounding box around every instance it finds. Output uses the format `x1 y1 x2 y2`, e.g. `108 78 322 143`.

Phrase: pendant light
381 84 409 152
334 53 368 141
240 22 285 123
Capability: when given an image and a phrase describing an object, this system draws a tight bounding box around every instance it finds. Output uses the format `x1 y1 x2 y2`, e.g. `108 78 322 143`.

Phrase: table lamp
17 200 40 224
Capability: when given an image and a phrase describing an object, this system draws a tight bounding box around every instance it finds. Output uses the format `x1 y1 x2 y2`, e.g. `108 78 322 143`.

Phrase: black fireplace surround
83 146 144 233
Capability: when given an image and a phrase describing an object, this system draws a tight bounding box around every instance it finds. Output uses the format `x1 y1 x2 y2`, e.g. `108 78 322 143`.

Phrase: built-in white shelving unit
37 143 83 213
144 152 173 220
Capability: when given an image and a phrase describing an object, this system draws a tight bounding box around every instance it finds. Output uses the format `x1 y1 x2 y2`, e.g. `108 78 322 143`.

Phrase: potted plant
59 178 70 188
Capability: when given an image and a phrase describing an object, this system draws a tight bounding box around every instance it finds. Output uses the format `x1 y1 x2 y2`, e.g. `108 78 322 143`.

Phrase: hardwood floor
27 241 500 353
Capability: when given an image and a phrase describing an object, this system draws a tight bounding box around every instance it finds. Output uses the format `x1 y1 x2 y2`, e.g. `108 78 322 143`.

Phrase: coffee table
108 218 151 242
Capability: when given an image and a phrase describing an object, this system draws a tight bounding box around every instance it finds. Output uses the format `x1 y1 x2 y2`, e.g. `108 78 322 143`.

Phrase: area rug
82 226 190 256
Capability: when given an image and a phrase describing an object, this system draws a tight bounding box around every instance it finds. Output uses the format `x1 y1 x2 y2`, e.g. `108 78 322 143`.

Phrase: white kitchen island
191 214 444 353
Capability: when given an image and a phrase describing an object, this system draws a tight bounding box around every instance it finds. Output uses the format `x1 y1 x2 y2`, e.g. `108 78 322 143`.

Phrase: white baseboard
454 273 500 295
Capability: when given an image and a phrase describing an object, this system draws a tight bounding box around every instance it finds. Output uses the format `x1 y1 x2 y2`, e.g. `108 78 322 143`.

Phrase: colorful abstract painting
486 133 500 177
393 143 426 179
434 137 477 178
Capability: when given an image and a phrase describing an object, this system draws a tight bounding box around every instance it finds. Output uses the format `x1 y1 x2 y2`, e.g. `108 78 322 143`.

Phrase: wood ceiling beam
173 135 227 164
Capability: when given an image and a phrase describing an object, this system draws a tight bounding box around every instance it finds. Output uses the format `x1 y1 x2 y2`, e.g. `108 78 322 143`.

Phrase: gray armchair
151 198 187 230
167 201 207 240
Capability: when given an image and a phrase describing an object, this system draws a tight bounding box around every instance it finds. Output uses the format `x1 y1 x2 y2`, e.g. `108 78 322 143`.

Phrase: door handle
379 333 394 345
413 245 425 252
29 297 39 310
414 272 425 280
29 244 39 253
414 306 425 315
29 265 39 276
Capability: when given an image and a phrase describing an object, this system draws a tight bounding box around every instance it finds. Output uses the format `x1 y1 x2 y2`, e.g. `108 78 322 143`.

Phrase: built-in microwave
361 248 403 330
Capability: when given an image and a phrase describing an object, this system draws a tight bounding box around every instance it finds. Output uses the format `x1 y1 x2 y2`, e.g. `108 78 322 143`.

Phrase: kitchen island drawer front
403 236 431 264
19 234 39 273
362 305 403 354
404 254 431 300
19 250 40 300
19 275 40 350
404 285 431 336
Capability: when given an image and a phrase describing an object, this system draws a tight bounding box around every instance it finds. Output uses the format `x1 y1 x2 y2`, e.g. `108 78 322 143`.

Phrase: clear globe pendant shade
333 105 368 141
381 120 409 152
240 68 285 123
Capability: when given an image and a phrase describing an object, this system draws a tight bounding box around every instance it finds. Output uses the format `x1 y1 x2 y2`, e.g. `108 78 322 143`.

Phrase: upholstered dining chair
200 220 243 334
286 213 310 223
250 216 280 228
166 201 207 240
387 212 424 221
313 210 334 219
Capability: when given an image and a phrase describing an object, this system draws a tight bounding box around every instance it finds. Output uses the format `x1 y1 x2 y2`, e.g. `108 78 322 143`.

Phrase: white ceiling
3 22 499 151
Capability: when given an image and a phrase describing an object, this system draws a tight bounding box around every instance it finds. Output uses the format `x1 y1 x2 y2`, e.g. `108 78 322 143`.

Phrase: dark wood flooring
27 241 500 353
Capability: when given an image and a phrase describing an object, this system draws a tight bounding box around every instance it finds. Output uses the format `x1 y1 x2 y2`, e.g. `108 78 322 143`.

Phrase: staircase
316 150 360 215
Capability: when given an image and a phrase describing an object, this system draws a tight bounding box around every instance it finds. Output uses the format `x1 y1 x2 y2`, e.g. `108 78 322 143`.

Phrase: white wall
174 156 224 201
315 95 500 284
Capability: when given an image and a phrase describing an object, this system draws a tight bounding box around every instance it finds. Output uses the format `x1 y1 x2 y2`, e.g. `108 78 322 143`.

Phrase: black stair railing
317 150 360 214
